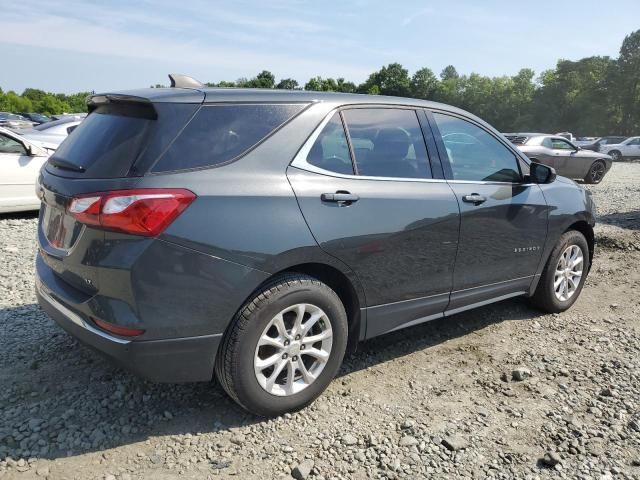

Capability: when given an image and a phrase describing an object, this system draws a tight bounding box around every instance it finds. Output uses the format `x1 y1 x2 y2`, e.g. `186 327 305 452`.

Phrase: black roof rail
168 73 204 89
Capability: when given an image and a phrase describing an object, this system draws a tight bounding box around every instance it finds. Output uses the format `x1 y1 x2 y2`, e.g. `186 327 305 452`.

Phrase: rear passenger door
428 111 548 311
288 107 460 338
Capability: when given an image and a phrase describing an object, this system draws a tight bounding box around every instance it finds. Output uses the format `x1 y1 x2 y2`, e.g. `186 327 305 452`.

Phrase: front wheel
530 230 590 313
584 160 606 184
215 274 348 417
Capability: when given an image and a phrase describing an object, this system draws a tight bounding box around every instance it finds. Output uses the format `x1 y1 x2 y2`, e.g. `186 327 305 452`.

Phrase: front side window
627 138 640 146
341 108 431 179
551 138 575 150
0 133 27 155
306 113 353 175
433 113 521 182
154 104 305 172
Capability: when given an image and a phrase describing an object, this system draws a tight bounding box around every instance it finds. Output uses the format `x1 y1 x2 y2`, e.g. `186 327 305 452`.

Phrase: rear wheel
530 230 590 313
584 160 606 184
215 274 348 417
608 150 622 161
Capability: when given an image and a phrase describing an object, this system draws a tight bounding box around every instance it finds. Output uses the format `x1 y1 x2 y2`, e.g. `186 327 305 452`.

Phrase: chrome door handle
462 193 486 205
321 192 359 205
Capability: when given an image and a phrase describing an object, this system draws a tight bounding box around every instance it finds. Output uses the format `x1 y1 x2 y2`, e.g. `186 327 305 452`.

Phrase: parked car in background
505 133 612 184
51 113 87 121
16 112 51 125
36 75 596 416
598 136 640 161
0 127 50 213
556 132 576 142
578 136 628 153
0 112 35 130
19 117 83 149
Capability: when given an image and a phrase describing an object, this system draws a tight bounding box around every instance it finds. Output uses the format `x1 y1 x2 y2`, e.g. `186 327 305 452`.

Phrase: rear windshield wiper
48 158 85 172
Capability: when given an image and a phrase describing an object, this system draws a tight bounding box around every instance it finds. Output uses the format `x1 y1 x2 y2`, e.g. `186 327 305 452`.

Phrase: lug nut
284 340 290 346
295 335 300 340
292 355 298 361
300 345 305 350
282 353 288 359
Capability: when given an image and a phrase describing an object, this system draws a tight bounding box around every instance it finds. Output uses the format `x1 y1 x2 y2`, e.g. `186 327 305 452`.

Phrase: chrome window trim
291 108 533 186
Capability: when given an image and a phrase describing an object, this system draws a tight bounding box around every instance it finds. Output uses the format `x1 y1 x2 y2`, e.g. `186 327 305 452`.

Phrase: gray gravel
1 163 639 479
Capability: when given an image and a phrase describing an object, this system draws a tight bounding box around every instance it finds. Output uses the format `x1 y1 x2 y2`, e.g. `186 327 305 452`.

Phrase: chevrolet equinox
36 74 595 416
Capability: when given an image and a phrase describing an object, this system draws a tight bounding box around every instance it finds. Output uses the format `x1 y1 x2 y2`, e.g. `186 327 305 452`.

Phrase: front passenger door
429 112 548 311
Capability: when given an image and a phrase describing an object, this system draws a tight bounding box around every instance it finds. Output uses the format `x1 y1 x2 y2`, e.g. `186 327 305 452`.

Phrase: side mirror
528 162 556 184
26 143 45 157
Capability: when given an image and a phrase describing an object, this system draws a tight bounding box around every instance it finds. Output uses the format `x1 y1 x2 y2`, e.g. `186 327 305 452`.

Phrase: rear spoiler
86 94 157 119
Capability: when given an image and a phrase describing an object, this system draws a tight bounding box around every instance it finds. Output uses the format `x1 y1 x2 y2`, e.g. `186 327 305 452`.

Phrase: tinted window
433 113 520 182
50 107 152 175
627 138 640 146
306 113 353 175
342 108 431 179
154 104 305 172
0 133 26 155
551 138 575 150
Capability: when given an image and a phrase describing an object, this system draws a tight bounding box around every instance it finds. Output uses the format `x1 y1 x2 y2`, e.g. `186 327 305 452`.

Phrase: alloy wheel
553 244 584 302
254 303 333 396
590 162 606 183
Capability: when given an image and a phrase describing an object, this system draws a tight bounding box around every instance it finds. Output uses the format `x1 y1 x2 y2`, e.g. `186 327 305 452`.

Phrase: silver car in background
0 112 36 130
505 133 612 184
599 136 640 161
19 117 83 150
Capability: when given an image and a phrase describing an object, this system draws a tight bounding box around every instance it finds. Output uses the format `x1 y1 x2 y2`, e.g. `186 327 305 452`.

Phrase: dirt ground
1 163 639 479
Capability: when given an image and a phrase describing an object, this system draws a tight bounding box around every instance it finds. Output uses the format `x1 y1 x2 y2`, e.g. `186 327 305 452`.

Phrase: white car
600 136 640 161
20 117 83 150
0 127 50 213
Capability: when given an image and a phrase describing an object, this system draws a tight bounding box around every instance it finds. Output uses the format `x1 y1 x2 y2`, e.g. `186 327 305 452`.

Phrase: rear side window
306 113 354 175
433 113 521 182
153 104 305 172
342 108 431 179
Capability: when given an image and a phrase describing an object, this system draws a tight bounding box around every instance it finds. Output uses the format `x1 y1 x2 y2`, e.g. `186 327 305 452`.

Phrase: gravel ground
1 163 639 480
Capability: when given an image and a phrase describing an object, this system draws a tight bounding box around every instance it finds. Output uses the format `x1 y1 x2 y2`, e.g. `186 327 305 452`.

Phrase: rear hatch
38 91 203 295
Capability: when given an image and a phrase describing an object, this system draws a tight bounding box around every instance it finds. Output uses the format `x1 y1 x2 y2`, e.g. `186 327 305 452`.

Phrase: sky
1 0 639 94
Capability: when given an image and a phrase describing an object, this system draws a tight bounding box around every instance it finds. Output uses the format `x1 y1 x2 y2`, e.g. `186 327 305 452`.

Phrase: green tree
358 63 411 97
410 67 438 99
616 30 640 134
276 78 299 90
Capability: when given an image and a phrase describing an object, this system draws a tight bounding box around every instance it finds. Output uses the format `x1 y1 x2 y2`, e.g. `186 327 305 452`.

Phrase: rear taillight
68 189 196 236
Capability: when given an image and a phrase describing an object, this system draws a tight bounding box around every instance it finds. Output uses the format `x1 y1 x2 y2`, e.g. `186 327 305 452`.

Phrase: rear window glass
49 107 152 175
152 104 305 172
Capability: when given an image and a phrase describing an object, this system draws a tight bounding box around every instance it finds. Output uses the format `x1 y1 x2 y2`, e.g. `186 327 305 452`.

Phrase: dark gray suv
36 75 595 416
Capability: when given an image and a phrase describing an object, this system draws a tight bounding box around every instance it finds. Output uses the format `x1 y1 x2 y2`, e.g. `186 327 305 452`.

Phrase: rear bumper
36 270 222 383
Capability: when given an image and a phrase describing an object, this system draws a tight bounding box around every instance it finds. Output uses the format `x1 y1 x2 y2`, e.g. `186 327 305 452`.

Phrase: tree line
2 30 638 136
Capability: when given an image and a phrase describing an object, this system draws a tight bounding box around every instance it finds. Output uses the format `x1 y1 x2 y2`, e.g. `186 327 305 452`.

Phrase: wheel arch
274 262 364 354
565 220 594 270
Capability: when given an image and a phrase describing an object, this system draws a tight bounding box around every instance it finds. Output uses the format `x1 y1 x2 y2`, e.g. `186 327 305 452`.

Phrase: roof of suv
91 86 465 112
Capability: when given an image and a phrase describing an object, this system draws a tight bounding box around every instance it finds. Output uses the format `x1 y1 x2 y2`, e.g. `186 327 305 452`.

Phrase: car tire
215 273 348 417
530 230 590 313
584 160 607 184
608 150 622 161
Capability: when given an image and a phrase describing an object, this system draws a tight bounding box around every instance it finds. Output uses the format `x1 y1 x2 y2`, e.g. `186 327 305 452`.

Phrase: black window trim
148 102 312 176
426 108 529 185
291 104 441 183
